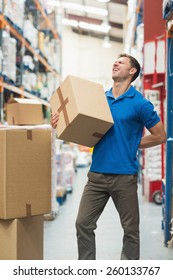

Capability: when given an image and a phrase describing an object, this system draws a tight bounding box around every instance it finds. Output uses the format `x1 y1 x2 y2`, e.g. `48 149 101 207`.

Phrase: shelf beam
0 80 50 107
34 0 59 40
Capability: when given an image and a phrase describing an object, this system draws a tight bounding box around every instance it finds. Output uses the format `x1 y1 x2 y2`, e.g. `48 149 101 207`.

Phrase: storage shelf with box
0 0 61 123
0 14 59 75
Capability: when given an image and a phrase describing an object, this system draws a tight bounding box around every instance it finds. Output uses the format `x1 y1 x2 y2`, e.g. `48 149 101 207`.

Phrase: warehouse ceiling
48 0 128 43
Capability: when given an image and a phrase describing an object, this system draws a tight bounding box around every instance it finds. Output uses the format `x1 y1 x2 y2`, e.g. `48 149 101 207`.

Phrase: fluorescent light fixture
79 21 110 33
62 18 79 28
97 0 110 2
47 1 108 16
62 18 111 33
84 6 108 16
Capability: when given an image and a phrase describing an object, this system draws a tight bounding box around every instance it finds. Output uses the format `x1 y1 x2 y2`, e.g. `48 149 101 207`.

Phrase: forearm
139 121 167 149
139 134 166 149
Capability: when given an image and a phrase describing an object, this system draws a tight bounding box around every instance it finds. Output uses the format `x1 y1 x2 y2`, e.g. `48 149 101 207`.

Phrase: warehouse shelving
33 0 59 40
162 0 173 246
0 0 61 122
0 14 59 75
142 35 166 206
133 0 173 246
0 78 49 107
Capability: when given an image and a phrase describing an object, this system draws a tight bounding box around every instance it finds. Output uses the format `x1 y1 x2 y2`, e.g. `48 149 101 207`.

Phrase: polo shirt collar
106 85 135 100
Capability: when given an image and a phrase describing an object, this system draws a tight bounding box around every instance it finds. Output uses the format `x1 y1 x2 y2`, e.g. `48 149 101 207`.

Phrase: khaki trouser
75 172 140 260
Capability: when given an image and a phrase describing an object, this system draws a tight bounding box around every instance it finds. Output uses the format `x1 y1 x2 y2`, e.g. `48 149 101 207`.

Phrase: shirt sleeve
139 100 160 129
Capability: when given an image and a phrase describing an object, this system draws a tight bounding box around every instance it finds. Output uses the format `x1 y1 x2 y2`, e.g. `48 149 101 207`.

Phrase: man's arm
139 121 167 149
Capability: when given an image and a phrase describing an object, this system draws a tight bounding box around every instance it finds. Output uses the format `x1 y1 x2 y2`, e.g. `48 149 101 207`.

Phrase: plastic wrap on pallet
124 0 138 53
147 175 162 181
148 161 162 168
146 148 161 157
47 72 59 99
22 72 37 91
23 19 38 49
135 23 144 64
143 142 163 181
55 145 75 192
4 0 25 30
2 31 17 82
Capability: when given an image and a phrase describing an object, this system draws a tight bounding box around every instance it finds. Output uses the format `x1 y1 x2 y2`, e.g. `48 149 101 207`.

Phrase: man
51 54 167 260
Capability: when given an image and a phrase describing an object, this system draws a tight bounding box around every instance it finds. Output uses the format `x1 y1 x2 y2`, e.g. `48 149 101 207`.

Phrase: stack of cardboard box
0 100 51 260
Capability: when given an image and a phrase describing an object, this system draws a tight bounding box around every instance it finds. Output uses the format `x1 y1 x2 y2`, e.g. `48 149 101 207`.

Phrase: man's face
112 57 133 82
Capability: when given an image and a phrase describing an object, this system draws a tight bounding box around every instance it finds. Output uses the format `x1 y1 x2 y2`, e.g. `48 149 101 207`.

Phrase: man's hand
50 112 59 129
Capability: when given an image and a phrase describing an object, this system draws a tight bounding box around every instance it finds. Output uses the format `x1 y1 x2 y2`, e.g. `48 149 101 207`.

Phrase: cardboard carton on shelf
0 126 51 219
6 98 43 125
0 215 44 260
50 75 114 147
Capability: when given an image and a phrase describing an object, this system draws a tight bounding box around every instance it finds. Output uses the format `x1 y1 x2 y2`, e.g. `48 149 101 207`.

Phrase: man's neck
112 82 131 98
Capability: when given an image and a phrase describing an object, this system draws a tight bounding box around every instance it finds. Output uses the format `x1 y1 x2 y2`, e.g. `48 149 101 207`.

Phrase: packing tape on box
57 87 70 127
27 130 32 140
92 132 104 139
26 203 32 216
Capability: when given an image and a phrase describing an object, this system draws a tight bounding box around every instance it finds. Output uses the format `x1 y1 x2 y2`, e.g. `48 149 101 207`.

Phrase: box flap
8 98 41 105
0 124 51 130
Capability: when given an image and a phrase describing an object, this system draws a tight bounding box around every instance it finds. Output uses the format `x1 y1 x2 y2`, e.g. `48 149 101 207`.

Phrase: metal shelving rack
162 0 173 246
0 0 61 123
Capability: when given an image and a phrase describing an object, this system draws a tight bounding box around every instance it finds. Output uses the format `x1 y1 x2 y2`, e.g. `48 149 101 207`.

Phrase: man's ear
129 67 137 75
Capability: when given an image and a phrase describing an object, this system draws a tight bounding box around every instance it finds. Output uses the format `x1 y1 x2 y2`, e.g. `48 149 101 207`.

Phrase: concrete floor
44 167 173 260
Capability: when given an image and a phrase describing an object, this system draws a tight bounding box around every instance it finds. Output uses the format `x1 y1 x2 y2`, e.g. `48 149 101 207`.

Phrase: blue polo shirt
90 86 160 174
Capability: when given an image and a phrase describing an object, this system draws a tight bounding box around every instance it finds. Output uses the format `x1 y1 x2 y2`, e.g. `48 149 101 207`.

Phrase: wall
61 26 123 90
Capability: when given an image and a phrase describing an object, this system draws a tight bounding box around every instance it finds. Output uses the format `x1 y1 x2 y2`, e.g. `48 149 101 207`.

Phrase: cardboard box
0 126 51 219
0 215 43 260
6 98 43 125
50 75 114 147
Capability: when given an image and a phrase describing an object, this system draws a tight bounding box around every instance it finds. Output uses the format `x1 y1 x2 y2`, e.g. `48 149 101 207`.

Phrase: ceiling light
47 1 108 16
63 2 108 16
62 18 79 28
97 0 110 3
79 22 111 33
62 18 111 33
84 6 108 16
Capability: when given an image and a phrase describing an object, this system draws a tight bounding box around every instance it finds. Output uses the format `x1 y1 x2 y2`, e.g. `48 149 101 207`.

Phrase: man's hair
117 53 141 82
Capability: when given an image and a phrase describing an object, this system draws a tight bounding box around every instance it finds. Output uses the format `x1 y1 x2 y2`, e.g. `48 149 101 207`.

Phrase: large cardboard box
0 126 51 219
50 75 114 147
6 98 43 125
0 215 43 260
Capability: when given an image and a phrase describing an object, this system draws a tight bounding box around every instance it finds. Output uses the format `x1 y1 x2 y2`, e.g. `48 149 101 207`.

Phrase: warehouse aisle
44 167 173 260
